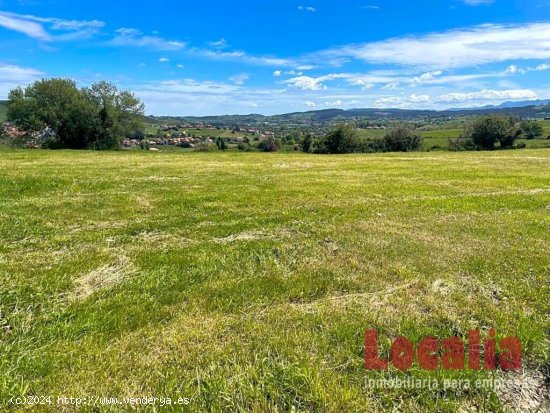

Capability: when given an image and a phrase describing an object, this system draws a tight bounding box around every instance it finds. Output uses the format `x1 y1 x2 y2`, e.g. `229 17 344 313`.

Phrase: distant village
122 123 276 149
3 120 278 149
2 122 56 149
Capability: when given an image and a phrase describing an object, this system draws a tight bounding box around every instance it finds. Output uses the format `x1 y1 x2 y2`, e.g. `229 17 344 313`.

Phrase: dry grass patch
69 256 138 301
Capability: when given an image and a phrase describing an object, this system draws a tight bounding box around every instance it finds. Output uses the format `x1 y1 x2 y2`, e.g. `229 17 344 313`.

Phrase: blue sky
1 0 550 116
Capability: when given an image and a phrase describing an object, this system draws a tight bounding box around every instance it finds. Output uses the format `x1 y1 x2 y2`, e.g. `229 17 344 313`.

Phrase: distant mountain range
451 99 550 111
147 100 550 125
3 98 550 128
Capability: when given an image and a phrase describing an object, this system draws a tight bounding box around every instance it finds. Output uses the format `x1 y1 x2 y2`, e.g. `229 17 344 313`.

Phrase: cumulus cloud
284 76 328 90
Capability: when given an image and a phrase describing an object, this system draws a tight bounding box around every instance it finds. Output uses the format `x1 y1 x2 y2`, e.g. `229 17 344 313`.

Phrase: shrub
520 120 544 139
215 137 228 150
382 126 423 152
464 115 519 150
300 133 314 153
448 137 476 151
257 137 279 152
316 125 358 154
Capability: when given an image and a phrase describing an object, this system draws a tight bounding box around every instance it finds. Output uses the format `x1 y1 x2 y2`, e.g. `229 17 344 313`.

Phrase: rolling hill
146 102 550 127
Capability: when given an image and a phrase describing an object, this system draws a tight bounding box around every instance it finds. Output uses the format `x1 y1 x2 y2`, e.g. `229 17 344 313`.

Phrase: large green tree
464 115 519 150
7 78 144 150
382 125 423 152
83 81 144 149
317 124 358 154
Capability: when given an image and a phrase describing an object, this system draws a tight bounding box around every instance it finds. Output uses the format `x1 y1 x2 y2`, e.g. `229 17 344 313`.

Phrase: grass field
359 125 550 150
1 149 549 412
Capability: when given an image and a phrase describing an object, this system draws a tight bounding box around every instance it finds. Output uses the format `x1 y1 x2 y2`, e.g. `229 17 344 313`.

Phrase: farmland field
0 149 549 412
357 124 550 150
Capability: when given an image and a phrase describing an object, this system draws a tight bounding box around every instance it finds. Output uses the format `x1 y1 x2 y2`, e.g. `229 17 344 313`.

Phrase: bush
448 137 476 151
215 137 228 150
520 120 544 139
464 115 519 150
257 137 279 152
382 126 423 152
193 143 219 152
316 125 358 154
300 133 314 153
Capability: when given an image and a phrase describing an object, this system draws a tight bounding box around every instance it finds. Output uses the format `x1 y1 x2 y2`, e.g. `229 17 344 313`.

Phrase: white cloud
411 70 443 84
505 64 522 74
176 64 185 69
159 57 170 62
284 76 328 90
208 38 228 48
193 48 295 67
408 94 431 103
374 97 402 107
110 28 185 51
298 6 316 12
0 64 45 97
360 5 380 10
304 101 316 107
505 62 550 74
437 89 537 102
0 11 104 41
273 70 282 77
229 73 250 85
316 22 550 69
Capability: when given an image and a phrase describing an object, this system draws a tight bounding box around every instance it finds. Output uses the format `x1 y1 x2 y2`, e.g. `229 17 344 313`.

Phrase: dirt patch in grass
497 368 549 412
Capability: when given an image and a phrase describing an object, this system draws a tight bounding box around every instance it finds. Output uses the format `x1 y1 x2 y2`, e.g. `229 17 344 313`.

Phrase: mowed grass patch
0 149 549 412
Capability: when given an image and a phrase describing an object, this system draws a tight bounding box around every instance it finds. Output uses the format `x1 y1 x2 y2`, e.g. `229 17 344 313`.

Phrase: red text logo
365 329 521 371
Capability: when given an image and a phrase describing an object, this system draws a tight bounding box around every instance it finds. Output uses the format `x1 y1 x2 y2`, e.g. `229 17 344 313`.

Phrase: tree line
296 115 544 154
4 78 546 153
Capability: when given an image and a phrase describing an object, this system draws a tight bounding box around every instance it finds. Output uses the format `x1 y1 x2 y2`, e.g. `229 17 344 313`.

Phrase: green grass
0 149 549 412
359 126 550 150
